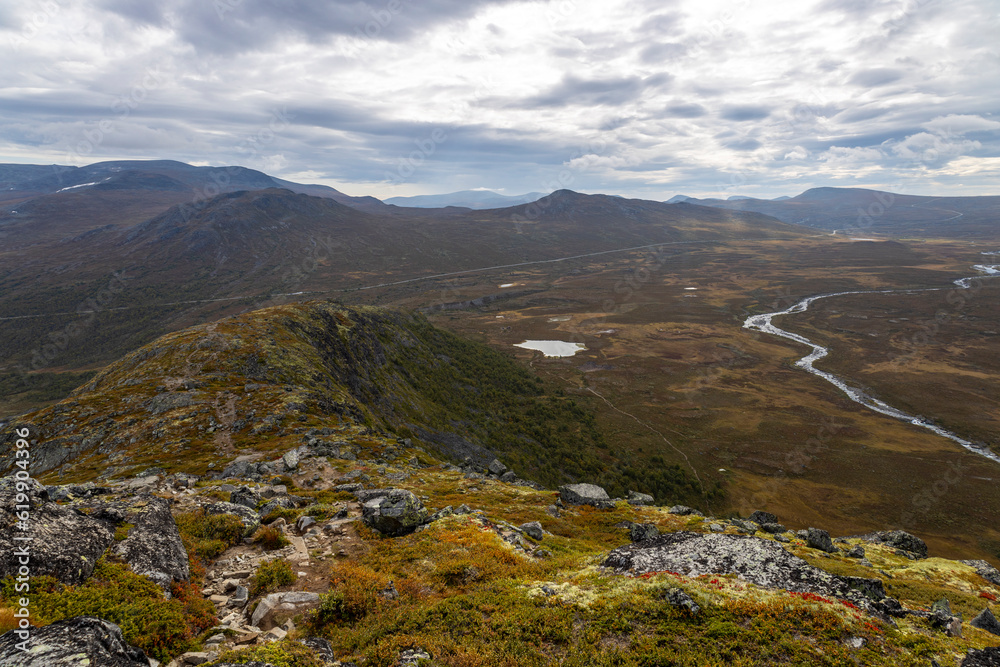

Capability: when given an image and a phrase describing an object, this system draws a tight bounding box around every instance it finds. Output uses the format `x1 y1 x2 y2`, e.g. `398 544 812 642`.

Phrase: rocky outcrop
559 483 612 508
963 560 1000 587
0 478 115 585
0 617 149 666
362 489 428 536
856 530 928 558
627 490 654 506
667 505 704 517
230 486 261 510
603 532 886 609
85 495 190 588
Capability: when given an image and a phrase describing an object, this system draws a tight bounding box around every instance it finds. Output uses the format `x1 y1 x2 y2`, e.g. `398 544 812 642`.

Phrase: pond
514 340 587 357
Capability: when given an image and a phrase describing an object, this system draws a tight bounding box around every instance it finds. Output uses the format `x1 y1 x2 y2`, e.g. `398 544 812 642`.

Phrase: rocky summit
0 304 999 666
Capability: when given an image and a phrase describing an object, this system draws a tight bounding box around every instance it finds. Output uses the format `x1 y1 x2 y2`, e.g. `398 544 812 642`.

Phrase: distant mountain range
384 190 546 209
676 187 1000 237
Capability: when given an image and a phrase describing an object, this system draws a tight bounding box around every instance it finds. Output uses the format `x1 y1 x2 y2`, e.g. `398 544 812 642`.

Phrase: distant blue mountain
384 190 546 210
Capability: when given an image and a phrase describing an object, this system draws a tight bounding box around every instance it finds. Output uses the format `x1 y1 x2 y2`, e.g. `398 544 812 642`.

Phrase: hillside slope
0 302 702 504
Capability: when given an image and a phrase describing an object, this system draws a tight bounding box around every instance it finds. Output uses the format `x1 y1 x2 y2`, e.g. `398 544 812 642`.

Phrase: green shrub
208 639 325 666
254 525 290 551
249 559 297 597
0 560 216 663
175 509 246 562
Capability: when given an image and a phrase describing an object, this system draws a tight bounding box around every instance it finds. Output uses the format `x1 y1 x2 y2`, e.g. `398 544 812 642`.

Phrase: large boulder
205 502 260 536
230 486 261 510
603 532 886 610
0 477 115 585
361 489 428 537
971 607 1000 636
627 490 655 506
857 530 928 558
250 591 321 630
0 617 149 666
86 495 190 588
559 483 612 508
805 527 837 553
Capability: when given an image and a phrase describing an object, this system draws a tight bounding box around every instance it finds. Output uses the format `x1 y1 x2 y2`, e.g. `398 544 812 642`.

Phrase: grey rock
661 587 701 614
931 598 952 617
0 478 114 585
362 489 429 537
398 648 432 666
282 449 299 471
559 483 611 507
334 482 364 494
98 495 190 588
806 527 837 553
205 502 261 536
230 486 261 510
856 530 928 559
629 523 660 543
730 519 758 533
760 522 786 534
295 515 316 534
962 560 1000 587
520 521 544 541
708 523 724 533
379 581 399 600
356 488 393 503
971 607 1000 636
603 532 886 610
251 591 321 629
545 504 560 518
258 496 297 517
774 534 790 543
300 636 337 663
231 585 249 606
0 616 149 666
963 647 1000 666
499 471 517 483
748 510 778 525
668 505 704 517
847 545 866 559
627 490 655 506
487 459 508 476
872 597 907 618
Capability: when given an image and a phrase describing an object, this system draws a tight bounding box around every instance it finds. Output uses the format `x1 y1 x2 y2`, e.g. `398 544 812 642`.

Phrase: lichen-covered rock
603 532 886 609
282 449 300 471
748 510 778 525
230 486 261 510
559 483 612 507
661 587 701 614
0 616 149 666
362 489 429 537
85 495 190 588
205 501 260 535
627 490 655 506
806 527 837 553
962 646 1000 666
857 530 928 558
0 477 115 585
962 560 1000 587
300 636 337 663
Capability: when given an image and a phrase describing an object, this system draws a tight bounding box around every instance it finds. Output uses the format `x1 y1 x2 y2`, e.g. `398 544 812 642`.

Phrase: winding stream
744 263 1000 463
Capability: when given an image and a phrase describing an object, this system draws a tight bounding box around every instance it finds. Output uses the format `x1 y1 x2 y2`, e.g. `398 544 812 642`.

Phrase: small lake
514 340 587 357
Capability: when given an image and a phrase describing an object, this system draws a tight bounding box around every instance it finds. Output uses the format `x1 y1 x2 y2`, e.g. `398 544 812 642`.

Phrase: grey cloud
518 73 671 109
720 105 771 122
100 0 524 54
664 103 707 118
641 42 688 63
850 68 904 87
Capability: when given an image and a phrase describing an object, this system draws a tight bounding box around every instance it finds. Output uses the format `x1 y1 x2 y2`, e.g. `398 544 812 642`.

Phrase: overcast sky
2 0 998 199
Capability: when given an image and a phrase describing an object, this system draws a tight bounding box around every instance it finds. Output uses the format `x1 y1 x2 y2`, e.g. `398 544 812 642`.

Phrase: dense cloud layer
1 0 997 198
